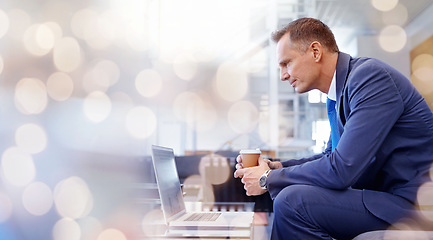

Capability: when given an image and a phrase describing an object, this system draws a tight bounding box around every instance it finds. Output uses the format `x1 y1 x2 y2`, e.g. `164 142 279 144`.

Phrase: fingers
242 179 251 196
258 156 267 166
244 184 250 196
269 160 283 169
242 179 264 196
235 155 244 172
236 155 243 165
234 168 245 178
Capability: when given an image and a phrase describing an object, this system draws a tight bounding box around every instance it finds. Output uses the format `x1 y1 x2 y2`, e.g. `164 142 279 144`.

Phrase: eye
279 61 290 69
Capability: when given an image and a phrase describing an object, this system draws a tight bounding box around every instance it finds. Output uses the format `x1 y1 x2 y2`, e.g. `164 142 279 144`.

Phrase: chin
294 87 307 93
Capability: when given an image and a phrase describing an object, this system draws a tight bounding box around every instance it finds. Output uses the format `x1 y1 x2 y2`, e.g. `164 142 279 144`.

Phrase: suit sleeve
267 61 404 200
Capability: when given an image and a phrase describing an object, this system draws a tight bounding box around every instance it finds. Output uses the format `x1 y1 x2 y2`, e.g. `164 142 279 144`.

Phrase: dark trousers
271 185 390 240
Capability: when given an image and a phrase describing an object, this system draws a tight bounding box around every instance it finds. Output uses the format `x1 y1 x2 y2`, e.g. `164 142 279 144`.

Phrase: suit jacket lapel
335 52 350 101
335 52 351 131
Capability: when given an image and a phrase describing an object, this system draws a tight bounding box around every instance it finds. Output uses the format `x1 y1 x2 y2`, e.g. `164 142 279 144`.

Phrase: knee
273 185 319 214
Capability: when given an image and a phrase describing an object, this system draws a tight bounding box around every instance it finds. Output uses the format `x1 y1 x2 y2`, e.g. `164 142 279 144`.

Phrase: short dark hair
271 18 339 53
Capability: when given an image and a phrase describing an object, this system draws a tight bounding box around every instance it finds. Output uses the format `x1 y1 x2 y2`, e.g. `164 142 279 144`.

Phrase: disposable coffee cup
239 149 261 168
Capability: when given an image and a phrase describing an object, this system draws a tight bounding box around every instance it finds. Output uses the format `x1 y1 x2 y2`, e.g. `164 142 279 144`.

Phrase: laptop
150 145 254 238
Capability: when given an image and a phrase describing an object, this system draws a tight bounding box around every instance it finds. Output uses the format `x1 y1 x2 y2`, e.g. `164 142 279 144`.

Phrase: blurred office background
0 0 433 239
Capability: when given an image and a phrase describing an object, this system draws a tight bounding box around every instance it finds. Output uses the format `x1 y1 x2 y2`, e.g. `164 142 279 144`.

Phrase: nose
280 69 290 81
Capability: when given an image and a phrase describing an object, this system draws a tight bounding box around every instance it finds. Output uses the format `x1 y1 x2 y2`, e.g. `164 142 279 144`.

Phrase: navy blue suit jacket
267 52 433 224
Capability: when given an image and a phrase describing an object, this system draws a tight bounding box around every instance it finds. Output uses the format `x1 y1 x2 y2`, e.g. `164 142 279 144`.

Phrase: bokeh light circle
47 72 74 101
371 0 398 12
83 91 112 123
135 69 163 98
125 106 157 139
15 78 48 115
412 53 433 81
412 54 433 70
36 24 56 50
52 218 81 240
15 123 47 154
378 25 407 52
54 176 93 219
45 21 63 42
411 54 433 96
414 67 433 84
96 228 127 240
227 101 259 134
22 181 53 216
53 37 82 72
23 24 54 56
216 62 248 102
1 147 36 186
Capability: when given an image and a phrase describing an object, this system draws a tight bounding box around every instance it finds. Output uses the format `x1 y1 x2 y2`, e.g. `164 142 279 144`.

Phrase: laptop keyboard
184 212 221 221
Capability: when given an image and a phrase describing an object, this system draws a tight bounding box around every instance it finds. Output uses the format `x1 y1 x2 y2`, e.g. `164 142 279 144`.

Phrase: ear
310 41 322 63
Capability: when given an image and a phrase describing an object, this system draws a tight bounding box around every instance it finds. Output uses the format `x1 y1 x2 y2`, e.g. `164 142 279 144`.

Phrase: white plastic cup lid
239 149 261 154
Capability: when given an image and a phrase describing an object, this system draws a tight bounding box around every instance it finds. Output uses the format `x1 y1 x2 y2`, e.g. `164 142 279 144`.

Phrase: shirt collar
327 70 337 101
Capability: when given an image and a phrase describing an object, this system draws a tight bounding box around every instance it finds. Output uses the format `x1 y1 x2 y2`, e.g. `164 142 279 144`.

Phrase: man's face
276 34 319 93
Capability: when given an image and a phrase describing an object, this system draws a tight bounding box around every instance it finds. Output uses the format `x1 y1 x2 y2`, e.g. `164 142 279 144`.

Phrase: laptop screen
151 145 186 222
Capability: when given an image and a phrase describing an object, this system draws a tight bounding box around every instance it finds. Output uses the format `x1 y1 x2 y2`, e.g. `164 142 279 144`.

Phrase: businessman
234 18 433 239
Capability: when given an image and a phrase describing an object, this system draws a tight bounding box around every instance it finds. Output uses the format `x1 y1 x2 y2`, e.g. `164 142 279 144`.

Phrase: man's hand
234 156 273 196
234 155 283 175
267 159 283 170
